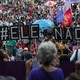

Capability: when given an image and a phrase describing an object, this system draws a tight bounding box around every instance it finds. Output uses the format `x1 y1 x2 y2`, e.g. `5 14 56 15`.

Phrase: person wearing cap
21 47 32 61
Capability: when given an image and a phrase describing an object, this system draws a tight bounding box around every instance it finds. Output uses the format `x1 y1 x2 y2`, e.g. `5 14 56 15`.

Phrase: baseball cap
23 47 28 51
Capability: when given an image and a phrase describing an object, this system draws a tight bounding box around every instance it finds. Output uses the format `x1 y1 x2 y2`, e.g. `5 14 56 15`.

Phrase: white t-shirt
70 49 80 61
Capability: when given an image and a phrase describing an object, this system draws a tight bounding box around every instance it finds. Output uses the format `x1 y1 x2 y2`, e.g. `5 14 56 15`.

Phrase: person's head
46 29 53 41
23 47 29 54
18 40 24 45
37 41 58 67
43 29 53 42
62 40 66 44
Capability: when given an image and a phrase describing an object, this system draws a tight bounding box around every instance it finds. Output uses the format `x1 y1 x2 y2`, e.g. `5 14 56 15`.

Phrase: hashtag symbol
0 27 8 40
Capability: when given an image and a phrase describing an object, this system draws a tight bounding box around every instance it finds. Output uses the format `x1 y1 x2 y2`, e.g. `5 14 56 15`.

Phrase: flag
49 10 54 22
56 7 64 22
62 1 72 27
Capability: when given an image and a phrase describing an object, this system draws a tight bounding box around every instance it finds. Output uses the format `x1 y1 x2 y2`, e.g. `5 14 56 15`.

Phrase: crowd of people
0 0 80 80
0 0 80 27
0 0 80 59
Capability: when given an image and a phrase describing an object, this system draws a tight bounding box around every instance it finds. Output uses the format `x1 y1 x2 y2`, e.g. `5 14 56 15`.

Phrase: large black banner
0 23 39 40
0 24 80 40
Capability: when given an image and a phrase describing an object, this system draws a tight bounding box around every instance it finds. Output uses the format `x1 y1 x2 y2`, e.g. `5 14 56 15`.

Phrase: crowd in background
0 0 80 61
0 0 80 60
0 0 80 80
0 0 80 27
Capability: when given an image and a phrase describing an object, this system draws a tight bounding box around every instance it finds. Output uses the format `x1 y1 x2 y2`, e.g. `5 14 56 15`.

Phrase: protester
6 40 17 57
27 41 64 80
0 51 8 61
59 40 72 55
21 47 32 61
7 49 15 61
0 41 8 61
0 1 80 80
16 40 25 49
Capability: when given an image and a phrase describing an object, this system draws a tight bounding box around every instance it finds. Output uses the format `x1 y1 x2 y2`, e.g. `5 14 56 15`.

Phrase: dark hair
47 28 53 36
43 29 53 37
63 48 69 55
62 40 67 44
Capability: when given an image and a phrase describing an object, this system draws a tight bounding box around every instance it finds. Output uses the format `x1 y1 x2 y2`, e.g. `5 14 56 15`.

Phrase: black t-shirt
21 53 32 61
0 51 6 61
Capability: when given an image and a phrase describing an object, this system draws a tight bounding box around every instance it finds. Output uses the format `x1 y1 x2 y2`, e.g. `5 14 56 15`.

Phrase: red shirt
29 7 33 14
